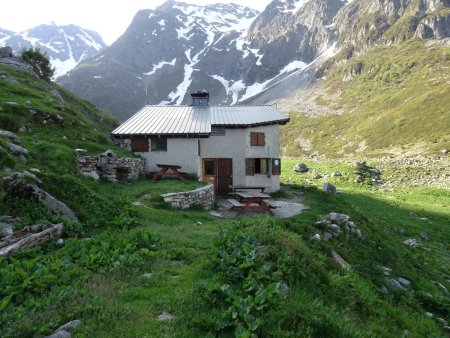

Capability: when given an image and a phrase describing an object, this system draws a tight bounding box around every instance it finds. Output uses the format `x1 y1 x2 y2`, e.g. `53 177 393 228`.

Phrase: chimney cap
190 90 209 99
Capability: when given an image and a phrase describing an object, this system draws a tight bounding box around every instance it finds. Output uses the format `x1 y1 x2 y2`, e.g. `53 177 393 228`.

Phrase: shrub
207 225 281 337
21 47 55 81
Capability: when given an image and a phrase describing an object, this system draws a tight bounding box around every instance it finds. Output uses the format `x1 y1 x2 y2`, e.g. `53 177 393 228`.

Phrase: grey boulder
7 143 28 155
293 163 309 173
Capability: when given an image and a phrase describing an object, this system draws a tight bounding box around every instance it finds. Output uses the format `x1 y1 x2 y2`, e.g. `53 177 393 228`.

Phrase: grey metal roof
112 105 289 136
210 106 289 126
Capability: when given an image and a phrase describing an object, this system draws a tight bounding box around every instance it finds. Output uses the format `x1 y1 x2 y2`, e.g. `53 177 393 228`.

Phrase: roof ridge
142 105 276 108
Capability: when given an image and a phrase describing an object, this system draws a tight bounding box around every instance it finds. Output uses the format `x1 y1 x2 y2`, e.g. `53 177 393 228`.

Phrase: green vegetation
282 41 450 157
20 47 55 81
1 159 448 336
1 62 449 337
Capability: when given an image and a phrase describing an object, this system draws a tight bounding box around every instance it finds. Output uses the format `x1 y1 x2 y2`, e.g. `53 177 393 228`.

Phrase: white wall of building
127 125 282 192
137 138 199 175
200 125 281 192
244 125 280 192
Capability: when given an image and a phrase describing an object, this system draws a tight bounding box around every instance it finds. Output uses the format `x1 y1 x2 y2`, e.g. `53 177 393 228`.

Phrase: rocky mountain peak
0 23 106 77
59 0 450 122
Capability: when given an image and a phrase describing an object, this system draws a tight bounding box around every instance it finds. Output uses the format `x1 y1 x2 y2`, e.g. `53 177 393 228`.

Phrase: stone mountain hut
112 91 289 194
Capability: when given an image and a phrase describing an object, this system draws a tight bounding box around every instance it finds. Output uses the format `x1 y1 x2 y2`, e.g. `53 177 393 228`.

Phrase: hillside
280 40 450 157
1 60 450 337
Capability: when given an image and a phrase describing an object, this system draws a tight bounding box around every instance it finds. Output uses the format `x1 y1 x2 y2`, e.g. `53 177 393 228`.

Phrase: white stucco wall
125 124 282 192
200 125 281 192
244 125 281 192
137 138 199 175
200 128 246 185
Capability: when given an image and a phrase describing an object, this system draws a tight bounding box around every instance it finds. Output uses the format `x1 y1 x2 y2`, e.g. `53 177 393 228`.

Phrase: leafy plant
208 225 281 337
0 228 162 336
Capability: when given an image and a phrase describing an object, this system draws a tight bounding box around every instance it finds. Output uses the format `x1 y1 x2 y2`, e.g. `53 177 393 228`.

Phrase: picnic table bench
152 164 187 181
228 185 266 194
228 192 277 216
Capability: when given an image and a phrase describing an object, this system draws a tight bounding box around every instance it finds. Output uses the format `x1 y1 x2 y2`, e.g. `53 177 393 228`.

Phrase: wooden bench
227 198 244 209
262 199 278 209
229 185 266 194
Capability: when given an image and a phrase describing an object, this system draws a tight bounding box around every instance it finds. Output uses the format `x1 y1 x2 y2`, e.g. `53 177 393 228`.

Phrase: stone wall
161 184 215 210
77 151 145 181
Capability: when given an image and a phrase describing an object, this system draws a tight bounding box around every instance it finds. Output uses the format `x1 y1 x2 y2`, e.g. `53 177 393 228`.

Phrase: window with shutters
131 137 148 152
150 137 167 151
245 158 269 175
250 132 265 146
246 158 281 176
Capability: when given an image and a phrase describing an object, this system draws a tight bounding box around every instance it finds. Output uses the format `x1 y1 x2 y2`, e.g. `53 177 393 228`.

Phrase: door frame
201 158 233 195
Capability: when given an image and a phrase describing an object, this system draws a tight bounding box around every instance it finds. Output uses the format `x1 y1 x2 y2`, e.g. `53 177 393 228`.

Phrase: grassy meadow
1 52 449 337
281 41 450 157
1 159 449 337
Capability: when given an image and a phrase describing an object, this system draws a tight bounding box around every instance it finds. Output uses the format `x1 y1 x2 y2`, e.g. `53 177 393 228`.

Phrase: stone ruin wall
77 154 145 181
161 184 215 210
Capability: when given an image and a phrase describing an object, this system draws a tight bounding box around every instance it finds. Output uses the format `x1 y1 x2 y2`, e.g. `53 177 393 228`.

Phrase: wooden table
152 164 186 181
230 192 276 216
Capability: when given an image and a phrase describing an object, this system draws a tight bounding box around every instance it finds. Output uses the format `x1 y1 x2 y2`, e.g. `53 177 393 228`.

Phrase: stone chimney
190 90 209 107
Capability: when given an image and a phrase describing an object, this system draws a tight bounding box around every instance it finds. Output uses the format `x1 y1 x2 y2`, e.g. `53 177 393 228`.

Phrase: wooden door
202 159 217 191
217 158 232 196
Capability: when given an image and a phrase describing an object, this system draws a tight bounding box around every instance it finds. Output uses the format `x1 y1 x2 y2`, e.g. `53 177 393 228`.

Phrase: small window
204 160 216 175
131 137 148 152
150 137 167 151
250 132 265 146
255 158 268 174
245 158 269 175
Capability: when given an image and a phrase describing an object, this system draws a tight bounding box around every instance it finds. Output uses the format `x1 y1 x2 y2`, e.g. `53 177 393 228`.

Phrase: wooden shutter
272 158 281 175
250 132 258 146
246 158 255 176
131 137 148 152
250 132 265 146
258 133 265 146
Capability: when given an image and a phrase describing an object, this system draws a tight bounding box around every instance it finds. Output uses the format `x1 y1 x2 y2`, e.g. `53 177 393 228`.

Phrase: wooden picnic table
152 164 186 181
228 191 276 216
228 185 266 194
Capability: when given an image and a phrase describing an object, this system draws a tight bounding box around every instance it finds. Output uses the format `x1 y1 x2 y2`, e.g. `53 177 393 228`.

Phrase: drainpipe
267 146 271 178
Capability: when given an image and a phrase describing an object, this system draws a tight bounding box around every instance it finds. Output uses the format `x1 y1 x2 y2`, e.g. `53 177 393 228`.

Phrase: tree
20 47 55 81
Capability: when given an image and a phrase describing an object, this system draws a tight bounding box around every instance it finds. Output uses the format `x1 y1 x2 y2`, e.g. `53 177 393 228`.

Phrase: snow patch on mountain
77 29 103 50
278 0 309 14
143 58 176 76
173 3 258 34
0 24 105 77
211 75 246 104
240 59 307 101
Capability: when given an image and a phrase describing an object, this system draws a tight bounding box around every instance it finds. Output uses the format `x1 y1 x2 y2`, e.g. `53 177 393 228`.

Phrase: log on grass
0 223 63 257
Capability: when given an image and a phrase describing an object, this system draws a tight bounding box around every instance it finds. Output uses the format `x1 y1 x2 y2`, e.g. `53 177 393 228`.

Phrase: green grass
282 41 450 157
0 64 123 176
2 162 449 337
1 63 449 337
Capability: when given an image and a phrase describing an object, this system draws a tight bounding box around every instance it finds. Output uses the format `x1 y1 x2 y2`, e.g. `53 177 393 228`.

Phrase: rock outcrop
1 172 78 222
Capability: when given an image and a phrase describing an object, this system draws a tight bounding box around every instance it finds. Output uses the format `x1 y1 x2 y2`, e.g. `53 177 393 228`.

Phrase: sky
1 0 272 45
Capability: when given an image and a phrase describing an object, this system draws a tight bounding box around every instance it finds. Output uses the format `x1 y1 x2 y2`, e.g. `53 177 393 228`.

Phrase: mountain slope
0 23 106 77
59 0 450 122
280 40 450 157
59 1 264 121
0 60 119 180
